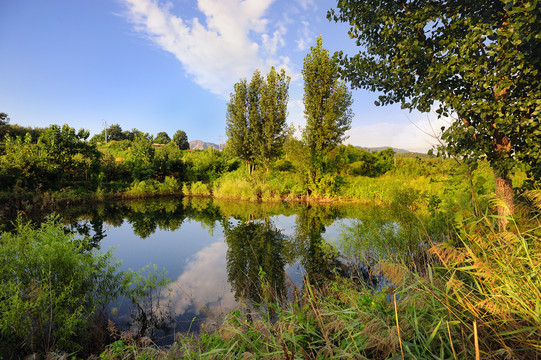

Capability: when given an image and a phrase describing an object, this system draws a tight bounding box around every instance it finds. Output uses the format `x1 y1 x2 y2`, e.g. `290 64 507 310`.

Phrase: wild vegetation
1 0 540 358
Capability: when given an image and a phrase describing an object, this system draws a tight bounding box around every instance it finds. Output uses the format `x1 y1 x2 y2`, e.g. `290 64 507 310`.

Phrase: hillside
189 140 221 150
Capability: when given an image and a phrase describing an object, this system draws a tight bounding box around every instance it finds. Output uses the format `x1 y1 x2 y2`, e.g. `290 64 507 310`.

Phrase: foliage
0 215 122 355
0 114 46 143
329 0 541 214
212 170 259 201
127 133 155 181
153 143 186 181
172 129 189 150
302 35 353 158
183 181 211 197
182 147 238 183
126 177 180 197
0 112 8 126
226 67 290 173
0 124 101 191
224 219 286 305
153 131 170 144
286 36 353 195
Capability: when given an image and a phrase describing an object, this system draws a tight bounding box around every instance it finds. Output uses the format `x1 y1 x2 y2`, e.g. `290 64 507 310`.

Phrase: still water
4 196 374 343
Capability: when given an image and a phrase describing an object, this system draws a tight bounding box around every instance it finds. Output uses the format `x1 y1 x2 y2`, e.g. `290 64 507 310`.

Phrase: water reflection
166 240 236 320
224 217 286 305
0 197 365 340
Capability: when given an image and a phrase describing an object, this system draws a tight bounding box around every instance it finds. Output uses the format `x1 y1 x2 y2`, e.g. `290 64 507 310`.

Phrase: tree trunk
494 171 514 230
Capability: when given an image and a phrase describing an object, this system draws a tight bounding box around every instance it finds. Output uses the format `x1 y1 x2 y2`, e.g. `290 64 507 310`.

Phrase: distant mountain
188 141 421 155
366 146 412 154
189 140 222 150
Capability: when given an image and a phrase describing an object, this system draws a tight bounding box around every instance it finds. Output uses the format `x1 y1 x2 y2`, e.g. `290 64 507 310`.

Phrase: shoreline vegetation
1 134 539 358
2 0 540 355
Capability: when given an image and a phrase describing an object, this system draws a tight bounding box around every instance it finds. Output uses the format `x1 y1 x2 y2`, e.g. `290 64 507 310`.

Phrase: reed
407 190 541 359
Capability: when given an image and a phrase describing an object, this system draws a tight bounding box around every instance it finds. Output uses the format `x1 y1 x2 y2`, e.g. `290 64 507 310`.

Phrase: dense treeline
0 116 399 204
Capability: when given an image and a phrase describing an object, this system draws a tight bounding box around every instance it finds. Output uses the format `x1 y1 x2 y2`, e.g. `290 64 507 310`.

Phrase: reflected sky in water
98 212 351 331
1 197 362 342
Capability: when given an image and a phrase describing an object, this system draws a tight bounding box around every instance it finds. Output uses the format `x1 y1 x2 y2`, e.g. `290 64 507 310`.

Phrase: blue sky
0 0 445 152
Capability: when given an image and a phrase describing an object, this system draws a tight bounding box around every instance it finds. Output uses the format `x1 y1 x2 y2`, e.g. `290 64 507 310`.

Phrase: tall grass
404 191 541 359
125 176 180 197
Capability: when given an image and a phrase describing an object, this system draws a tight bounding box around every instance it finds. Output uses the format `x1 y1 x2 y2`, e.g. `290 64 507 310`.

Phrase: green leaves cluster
329 0 541 183
0 124 101 190
302 35 353 158
226 67 290 174
0 216 122 355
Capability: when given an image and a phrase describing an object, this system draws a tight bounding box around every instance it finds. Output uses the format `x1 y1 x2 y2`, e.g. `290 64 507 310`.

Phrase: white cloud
296 0 316 11
164 240 236 316
262 23 286 56
345 114 450 153
122 0 293 98
296 20 312 51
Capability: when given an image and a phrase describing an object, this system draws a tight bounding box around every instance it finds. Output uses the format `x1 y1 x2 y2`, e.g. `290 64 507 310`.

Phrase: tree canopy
226 67 290 173
154 131 170 144
302 36 353 158
329 0 541 216
172 130 189 150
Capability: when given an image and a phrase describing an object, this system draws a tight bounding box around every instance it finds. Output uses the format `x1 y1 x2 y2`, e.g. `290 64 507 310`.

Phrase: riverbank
0 158 501 216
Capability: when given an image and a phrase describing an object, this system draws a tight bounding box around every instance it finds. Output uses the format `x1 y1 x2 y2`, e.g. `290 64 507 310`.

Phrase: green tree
0 112 9 148
302 36 353 158
172 129 189 150
107 124 124 141
35 124 101 188
226 67 290 174
0 112 9 126
257 67 290 171
329 0 541 219
299 36 353 194
154 131 170 144
128 133 155 181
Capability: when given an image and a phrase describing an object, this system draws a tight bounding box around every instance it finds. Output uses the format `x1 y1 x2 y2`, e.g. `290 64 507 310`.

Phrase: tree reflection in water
0 196 364 341
224 216 286 306
292 205 345 285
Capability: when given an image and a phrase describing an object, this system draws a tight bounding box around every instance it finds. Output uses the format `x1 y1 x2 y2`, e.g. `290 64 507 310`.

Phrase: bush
190 181 211 196
0 216 122 355
213 177 258 201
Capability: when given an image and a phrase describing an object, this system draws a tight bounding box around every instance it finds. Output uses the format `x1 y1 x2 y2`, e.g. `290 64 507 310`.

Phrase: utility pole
103 119 108 144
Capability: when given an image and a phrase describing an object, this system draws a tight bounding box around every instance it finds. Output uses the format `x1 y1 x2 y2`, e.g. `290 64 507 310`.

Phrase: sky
0 0 447 152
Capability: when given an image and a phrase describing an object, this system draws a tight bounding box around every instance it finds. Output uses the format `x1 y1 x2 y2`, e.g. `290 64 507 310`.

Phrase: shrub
190 181 211 196
0 216 122 355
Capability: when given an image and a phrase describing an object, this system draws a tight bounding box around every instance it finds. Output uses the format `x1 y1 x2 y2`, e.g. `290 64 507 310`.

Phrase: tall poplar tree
226 67 290 174
302 36 353 159
329 0 541 220
258 67 290 170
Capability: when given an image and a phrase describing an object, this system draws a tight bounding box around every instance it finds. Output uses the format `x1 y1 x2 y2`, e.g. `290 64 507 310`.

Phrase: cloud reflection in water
164 239 237 320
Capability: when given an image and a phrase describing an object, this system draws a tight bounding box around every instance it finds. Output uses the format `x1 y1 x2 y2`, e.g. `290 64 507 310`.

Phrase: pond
2 196 405 344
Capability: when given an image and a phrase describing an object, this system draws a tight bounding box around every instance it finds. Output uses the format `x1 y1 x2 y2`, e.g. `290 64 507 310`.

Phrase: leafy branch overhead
330 0 540 169
329 0 541 217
